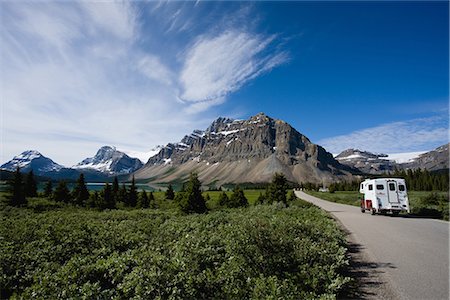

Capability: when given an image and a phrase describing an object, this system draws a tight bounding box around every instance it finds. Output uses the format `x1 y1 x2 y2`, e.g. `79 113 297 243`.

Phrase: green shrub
0 205 349 299
411 192 449 220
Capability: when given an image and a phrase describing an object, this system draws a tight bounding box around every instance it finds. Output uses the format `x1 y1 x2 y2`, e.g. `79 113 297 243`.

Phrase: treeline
392 169 448 191
5 168 157 210
6 168 298 214
300 169 449 192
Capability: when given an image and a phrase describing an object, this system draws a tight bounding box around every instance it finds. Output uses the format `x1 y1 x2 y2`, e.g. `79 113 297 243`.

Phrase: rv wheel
371 209 376 215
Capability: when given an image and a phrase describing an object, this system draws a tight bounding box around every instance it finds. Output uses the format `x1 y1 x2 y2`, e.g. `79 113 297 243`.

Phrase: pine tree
138 190 149 208
72 173 89 206
177 173 207 214
228 185 248 208
165 184 175 200
43 180 53 198
24 170 38 197
101 183 112 210
8 168 27 207
218 192 229 207
266 173 288 206
255 192 265 205
53 181 71 203
128 176 138 207
148 191 156 208
112 176 119 201
118 184 128 204
87 191 99 208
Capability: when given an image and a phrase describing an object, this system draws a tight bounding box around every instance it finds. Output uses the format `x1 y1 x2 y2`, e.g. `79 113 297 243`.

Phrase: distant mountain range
2 113 448 183
335 144 449 174
0 146 143 181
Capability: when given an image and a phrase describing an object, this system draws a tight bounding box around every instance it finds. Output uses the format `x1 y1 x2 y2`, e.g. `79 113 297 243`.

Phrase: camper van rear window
368 184 373 190
376 185 384 190
389 183 396 191
399 185 406 191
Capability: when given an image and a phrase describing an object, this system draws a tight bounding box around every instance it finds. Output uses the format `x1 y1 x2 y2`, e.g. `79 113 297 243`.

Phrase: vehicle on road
359 178 410 215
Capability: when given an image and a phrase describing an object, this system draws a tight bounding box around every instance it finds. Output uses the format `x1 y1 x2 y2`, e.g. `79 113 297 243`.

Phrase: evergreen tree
87 191 99 208
266 173 288 206
112 176 119 201
43 180 53 198
177 173 207 214
228 185 248 208
255 192 265 205
218 192 229 207
24 170 38 197
53 181 71 203
148 191 156 208
138 190 149 208
101 183 112 210
72 173 89 206
165 184 175 200
8 168 27 207
128 176 138 207
118 184 128 204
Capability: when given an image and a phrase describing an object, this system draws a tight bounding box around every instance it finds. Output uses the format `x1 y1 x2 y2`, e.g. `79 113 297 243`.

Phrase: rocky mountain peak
74 146 143 175
205 117 234 134
1 150 63 174
138 113 354 184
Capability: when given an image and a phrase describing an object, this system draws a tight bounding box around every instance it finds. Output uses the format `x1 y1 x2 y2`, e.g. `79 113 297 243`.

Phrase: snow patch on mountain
382 151 426 164
122 146 163 164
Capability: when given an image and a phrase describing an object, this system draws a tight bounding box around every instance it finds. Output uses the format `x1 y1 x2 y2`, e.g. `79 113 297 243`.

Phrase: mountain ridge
135 113 358 185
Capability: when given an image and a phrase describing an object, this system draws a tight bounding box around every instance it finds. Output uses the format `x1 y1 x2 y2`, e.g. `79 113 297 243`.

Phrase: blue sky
1 1 448 166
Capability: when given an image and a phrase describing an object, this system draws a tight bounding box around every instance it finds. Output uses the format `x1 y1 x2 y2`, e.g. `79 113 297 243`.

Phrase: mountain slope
135 113 357 185
73 146 143 175
402 143 449 171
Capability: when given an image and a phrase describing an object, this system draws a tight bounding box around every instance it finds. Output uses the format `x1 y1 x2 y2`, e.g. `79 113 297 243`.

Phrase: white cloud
80 1 136 41
319 116 449 154
179 30 289 111
1 2 289 166
137 54 173 86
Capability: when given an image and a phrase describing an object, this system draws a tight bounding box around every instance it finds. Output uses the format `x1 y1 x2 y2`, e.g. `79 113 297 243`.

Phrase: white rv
359 178 410 215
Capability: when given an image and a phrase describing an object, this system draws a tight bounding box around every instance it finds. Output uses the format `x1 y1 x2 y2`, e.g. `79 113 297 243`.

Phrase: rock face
135 113 356 185
403 143 449 171
335 149 397 174
73 146 143 175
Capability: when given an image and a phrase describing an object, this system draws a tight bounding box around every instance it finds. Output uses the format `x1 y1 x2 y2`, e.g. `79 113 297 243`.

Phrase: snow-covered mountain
73 146 143 175
335 144 448 174
0 150 64 174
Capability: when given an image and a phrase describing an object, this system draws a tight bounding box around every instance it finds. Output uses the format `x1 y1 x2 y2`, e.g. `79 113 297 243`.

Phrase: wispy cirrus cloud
319 115 449 154
178 30 289 112
1 2 289 165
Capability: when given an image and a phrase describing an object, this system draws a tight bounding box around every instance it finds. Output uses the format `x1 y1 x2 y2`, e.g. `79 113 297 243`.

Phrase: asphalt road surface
295 190 449 300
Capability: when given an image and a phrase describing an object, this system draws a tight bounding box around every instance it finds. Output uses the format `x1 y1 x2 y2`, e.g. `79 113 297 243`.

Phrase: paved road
295 190 449 300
